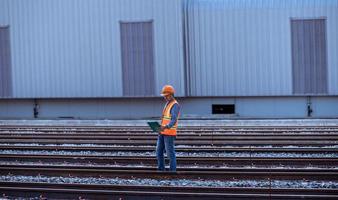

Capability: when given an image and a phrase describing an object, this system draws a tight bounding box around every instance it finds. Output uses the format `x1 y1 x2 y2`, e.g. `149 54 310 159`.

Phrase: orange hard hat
161 85 175 96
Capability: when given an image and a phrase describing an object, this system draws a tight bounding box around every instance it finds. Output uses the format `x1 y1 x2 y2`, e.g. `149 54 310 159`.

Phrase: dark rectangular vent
212 104 235 114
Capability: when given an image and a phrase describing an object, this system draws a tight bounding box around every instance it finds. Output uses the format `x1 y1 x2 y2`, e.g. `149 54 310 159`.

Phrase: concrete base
0 119 338 127
0 97 337 119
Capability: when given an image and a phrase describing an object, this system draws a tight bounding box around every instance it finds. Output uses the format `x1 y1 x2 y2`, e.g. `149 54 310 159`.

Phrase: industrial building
0 0 337 119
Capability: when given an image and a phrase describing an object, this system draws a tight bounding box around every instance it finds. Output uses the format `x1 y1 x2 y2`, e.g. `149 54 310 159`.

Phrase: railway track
1 125 338 133
1 154 337 167
0 167 337 198
0 166 337 199
1 166 337 180
0 124 337 199
1 125 337 147
1 139 336 146
1 164 338 175
1 134 338 140
1 182 337 200
1 145 337 154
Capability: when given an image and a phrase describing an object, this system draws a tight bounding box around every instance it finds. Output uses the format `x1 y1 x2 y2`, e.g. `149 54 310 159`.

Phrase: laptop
147 121 161 132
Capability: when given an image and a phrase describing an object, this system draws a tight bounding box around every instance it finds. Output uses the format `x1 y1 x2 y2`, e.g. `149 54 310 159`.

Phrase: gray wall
0 97 337 119
0 0 337 119
0 99 33 118
120 21 156 96
291 19 328 94
0 26 12 97
0 0 185 98
1 0 338 99
186 0 338 96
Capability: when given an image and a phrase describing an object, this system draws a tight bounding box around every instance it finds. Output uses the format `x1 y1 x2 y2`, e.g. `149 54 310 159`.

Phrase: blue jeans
156 134 176 172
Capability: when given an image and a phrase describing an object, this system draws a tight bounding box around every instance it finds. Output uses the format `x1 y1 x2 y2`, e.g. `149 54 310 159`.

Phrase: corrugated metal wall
120 21 156 96
186 0 338 96
0 0 185 98
0 26 12 97
291 19 328 95
1 0 338 99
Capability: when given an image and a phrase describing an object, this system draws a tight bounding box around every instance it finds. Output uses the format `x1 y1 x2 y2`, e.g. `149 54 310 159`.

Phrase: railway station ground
0 118 337 200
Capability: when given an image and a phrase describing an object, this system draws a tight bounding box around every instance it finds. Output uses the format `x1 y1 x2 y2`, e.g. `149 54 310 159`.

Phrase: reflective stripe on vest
161 100 179 136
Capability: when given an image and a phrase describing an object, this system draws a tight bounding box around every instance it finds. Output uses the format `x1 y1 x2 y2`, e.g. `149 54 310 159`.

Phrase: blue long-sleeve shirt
165 102 180 128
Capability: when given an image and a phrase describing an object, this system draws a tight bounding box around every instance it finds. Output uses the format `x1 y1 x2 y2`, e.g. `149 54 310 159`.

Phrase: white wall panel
0 99 33 118
0 0 9 26
236 97 307 118
2 0 337 98
186 0 338 96
3 0 185 98
1 96 337 119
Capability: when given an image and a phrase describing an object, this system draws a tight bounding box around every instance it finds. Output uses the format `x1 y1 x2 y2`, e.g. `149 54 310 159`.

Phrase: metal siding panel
295 20 306 93
312 97 338 117
144 22 155 96
328 5 338 94
236 97 307 118
315 20 323 93
177 0 186 96
317 20 328 93
4 0 184 98
153 2 165 95
4 0 337 97
291 21 300 93
120 22 155 97
312 20 319 93
187 0 337 96
215 5 224 96
0 1 10 99
0 27 12 97
191 2 199 96
292 19 328 95
101 0 115 97
199 2 206 96
175 0 186 96
0 0 9 25
304 20 313 93
188 2 197 96
144 22 155 95
225 6 236 96
112 0 124 97
196 2 204 96
282 11 292 95
0 100 33 118
35 98 163 119
0 29 5 96
120 23 129 95
154 0 184 97
204 3 213 96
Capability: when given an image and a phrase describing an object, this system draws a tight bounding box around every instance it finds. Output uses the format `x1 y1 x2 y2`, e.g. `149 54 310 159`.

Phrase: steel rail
1 128 338 133
1 166 337 181
1 183 337 200
1 164 337 173
1 132 338 137
1 135 337 141
0 145 337 153
0 154 337 167
1 139 337 146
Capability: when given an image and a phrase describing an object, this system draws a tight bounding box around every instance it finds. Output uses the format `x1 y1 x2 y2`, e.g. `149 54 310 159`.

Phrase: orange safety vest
161 99 180 136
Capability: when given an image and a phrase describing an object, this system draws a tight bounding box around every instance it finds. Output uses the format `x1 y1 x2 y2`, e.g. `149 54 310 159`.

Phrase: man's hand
160 125 167 132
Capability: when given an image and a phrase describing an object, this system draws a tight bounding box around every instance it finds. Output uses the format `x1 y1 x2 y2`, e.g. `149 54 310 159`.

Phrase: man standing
157 85 180 172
